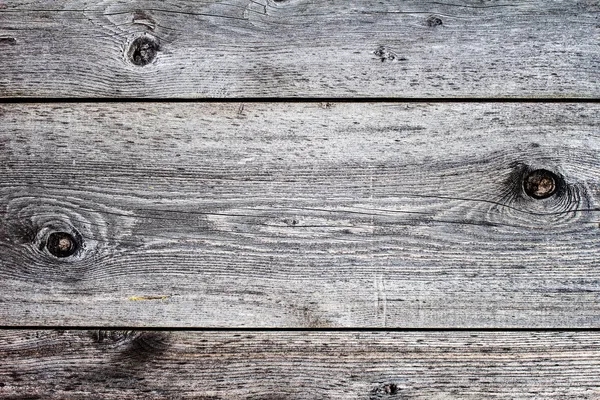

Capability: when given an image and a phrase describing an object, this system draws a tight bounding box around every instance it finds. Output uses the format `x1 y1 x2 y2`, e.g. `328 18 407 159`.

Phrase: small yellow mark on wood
128 295 170 301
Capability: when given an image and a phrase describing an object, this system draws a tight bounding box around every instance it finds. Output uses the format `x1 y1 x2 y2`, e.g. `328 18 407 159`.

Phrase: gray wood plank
0 102 599 328
0 0 598 98
1 330 599 399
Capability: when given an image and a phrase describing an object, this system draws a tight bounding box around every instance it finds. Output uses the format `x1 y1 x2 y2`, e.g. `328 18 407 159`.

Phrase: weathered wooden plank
0 102 599 327
1 330 599 399
0 0 598 98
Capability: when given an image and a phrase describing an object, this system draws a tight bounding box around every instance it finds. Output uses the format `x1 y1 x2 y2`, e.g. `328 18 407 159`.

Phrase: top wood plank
0 0 598 98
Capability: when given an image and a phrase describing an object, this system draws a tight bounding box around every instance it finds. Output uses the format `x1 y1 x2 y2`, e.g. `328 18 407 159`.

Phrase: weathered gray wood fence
0 1 599 398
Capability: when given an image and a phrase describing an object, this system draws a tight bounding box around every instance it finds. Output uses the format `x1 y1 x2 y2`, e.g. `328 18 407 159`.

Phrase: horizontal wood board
1 102 599 328
0 0 598 98
1 330 600 399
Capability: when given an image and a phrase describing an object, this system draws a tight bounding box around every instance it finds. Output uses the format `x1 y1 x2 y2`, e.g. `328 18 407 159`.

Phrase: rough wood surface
0 0 598 98
0 102 599 328
1 330 599 399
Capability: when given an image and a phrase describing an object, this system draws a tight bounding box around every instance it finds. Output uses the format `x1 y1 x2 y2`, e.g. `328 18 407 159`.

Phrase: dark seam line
1 326 600 332
0 97 598 104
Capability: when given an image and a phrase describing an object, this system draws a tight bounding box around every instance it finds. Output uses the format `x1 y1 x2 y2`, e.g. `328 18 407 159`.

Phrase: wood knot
127 35 159 66
92 330 171 361
0 37 17 45
523 169 558 199
46 231 79 258
93 330 138 344
283 218 300 226
426 15 443 27
383 383 398 395
371 382 401 398
374 46 406 63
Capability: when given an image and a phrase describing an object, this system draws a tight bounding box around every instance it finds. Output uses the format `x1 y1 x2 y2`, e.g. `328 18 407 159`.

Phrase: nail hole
46 232 78 258
523 169 558 199
127 36 159 66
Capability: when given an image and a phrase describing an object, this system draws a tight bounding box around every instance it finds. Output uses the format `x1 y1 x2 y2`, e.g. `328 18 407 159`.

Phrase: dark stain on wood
93 330 171 359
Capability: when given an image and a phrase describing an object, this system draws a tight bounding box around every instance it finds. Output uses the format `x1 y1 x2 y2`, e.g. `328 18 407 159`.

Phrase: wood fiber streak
0 0 598 98
1 331 600 399
0 103 599 327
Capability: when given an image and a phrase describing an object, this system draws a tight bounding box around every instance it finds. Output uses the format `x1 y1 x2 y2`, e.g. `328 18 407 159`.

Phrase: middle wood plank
0 102 598 327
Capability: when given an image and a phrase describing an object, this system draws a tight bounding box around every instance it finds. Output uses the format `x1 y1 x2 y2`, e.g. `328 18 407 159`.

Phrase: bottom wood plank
0 330 599 399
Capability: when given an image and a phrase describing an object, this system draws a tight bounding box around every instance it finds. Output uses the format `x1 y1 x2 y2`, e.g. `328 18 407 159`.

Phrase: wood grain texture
0 102 599 328
1 330 600 399
0 0 598 98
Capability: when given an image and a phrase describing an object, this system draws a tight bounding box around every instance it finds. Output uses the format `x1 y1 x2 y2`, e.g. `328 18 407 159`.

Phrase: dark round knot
523 169 558 199
127 36 159 66
46 231 78 258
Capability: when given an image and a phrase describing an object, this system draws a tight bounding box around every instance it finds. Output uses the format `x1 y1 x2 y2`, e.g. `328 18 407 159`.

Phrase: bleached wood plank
0 102 599 327
0 0 597 98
